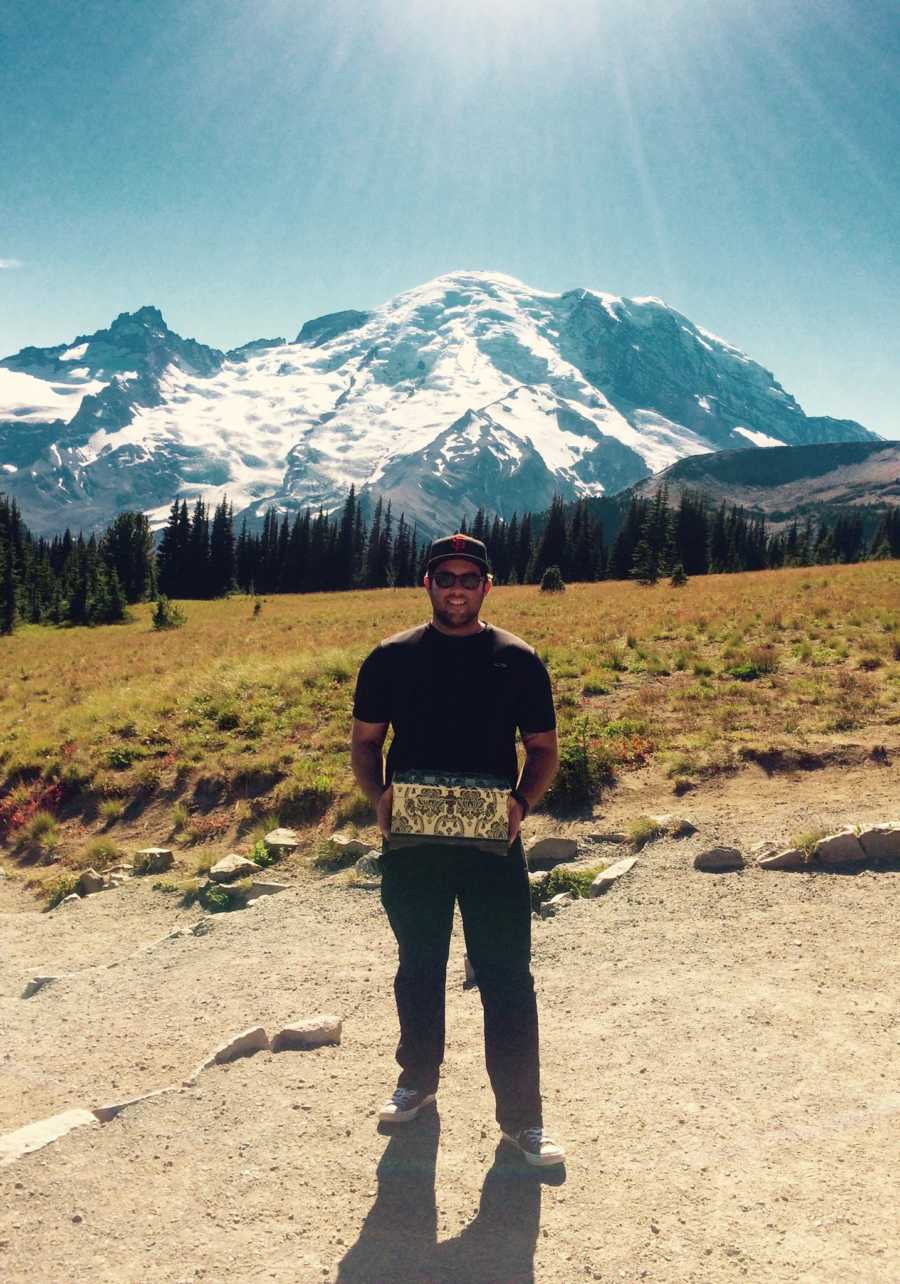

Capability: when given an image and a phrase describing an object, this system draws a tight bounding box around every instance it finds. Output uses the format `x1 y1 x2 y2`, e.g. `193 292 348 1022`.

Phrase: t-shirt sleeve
515 652 556 734
352 645 392 723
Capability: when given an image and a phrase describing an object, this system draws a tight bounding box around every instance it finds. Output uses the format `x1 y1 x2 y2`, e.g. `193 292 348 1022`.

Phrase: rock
134 848 174 874
59 893 81 907
354 853 382 880
0 1109 98 1167
264 827 301 853
526 837 579 871
528 870 550 891
464 954 477 985
209 853 259 883
857 823 900 861
106 874 129 887
750 841 777 858
815 829 866 866
242 880 289 902
590 856 638 896
757 848 808 871
21 974 65 999
184 1026 270 1084
330 833 370 859
587 831 629 845
92 1086 178 1124
190 918 213 936
78 868 105 895
271 1015 342 1052
654 814 697 838
694 846 744 872
540 891 577 919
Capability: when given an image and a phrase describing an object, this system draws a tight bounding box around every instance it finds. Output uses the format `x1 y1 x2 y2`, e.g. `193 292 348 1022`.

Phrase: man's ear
422 572 430 588
483 575 492 595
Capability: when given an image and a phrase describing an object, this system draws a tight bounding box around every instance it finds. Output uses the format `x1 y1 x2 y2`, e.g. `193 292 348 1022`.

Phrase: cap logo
451 535 466 552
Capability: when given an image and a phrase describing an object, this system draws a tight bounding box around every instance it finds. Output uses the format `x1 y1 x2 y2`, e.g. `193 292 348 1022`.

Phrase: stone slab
694 846 745 872
816 829 866 866
857 823 900 861
757 848 808 872
590 856 638 896
271 1016 342 1052
1 1109 98 1167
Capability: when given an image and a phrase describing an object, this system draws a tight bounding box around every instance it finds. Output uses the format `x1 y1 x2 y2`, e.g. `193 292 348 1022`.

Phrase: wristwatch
510 788 530 818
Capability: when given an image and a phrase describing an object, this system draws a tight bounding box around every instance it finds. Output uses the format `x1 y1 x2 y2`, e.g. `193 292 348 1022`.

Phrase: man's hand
377 784 394 840
507 793 527 845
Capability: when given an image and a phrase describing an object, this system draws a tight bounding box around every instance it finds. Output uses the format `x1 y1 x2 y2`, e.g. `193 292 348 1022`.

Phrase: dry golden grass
1 563 898 833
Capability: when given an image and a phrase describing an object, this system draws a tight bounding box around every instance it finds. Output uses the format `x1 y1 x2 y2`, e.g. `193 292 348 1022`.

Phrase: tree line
1 484 898 634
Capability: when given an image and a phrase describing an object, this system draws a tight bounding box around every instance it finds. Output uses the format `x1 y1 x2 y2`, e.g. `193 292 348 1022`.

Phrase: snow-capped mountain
0 272 878 537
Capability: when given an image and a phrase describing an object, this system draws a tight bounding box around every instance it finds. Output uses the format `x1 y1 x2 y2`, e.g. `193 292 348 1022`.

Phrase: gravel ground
1 753 899 1283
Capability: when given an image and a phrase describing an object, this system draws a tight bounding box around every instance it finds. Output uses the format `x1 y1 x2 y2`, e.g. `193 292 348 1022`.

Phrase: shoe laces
521 1127 544 1146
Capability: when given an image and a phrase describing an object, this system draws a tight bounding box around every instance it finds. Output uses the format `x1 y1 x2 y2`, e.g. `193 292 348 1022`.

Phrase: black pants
379 836 542 1133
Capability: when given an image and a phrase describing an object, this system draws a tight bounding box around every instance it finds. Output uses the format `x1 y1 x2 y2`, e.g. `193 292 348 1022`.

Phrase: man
351 532 564 1167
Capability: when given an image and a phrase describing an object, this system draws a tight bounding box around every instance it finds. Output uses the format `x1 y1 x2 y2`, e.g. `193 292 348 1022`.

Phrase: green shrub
44 872 79 909
99 798 124 824
540 565 565 592
249 837 280 868
152 596 186 630
790 826 829 860
542 862 607 901
545 717 615 809
273 760 335 823
16 810 60 852
73 838 122 871
627 816 665 850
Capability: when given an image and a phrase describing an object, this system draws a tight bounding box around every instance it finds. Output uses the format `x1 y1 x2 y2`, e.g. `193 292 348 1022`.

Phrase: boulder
330 833 370 860
354 853 382 880
857 823 900 862
526 837 579 870
540 891 577 919
654 814 697 838
242 880 289 902
134 848 174 874
264 827 301 853
694 846 744 872
78 868 105 895
271 1015 342 1052
210 853 258 883
59 893 81 908
757 848 808 871
184 1025 270 1084
590 856 638 896
0 1109 98 1167
815 829 866 866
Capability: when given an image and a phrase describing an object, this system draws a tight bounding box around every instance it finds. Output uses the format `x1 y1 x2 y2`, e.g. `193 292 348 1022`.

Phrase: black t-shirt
352 621 556 788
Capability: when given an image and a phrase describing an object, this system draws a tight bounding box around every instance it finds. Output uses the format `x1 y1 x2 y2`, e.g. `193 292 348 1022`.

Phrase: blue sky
2 0 898 438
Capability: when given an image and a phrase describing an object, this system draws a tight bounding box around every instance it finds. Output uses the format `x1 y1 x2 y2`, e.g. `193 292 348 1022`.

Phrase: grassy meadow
2 560 899 882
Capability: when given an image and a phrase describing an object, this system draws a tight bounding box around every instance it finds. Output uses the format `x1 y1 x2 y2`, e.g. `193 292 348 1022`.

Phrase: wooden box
389 770 510 854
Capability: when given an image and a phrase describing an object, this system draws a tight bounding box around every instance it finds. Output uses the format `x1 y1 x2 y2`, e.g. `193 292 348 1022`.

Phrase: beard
429 591 486 632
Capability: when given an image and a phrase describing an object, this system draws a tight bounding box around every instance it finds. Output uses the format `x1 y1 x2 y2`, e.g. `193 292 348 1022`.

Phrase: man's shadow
336 1109 564 1283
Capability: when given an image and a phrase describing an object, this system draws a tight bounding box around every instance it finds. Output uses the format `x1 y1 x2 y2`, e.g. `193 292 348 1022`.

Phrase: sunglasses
432 569 485 589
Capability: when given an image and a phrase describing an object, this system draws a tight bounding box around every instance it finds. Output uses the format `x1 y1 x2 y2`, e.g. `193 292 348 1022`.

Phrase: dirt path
1 756 899 1283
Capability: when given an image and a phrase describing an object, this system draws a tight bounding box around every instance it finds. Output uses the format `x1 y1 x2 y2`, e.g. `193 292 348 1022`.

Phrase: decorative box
389 770 510 854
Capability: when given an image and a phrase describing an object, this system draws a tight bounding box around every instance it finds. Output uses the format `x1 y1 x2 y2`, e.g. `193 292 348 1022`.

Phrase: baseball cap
426 532 490 573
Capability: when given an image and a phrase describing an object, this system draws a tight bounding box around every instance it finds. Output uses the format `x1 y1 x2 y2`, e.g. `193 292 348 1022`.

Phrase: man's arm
351 717 393 838
508 728 559 843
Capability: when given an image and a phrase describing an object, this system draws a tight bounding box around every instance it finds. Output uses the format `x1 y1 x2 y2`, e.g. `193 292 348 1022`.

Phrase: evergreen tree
208 499 236 597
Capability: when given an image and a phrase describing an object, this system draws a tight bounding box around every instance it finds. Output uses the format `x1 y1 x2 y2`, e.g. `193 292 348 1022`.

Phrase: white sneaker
378 1087 437 1123
501 1126 566 1166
